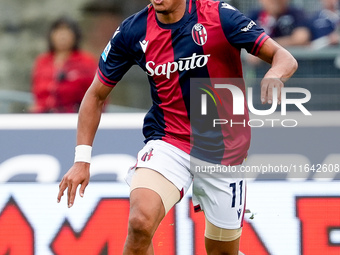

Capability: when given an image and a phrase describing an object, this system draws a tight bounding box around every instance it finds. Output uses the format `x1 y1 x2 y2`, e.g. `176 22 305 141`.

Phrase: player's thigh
130 167 181 216
126 140 193 214
129 184 165 234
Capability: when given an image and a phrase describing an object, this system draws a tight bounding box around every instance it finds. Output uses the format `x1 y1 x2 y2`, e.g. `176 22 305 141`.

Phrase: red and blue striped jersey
97 0 269 165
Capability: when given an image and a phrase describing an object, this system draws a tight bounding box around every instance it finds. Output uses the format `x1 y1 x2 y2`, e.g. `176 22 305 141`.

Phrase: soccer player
57 0 297 254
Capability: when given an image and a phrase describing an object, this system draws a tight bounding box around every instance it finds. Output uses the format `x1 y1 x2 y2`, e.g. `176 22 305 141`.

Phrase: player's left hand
260 77 284 104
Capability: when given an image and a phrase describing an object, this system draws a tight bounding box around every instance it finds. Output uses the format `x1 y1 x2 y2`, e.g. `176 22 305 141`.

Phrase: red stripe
97 68 116 84
250 32 265 53
188 0 192 13
145 7 191 153
194 31 200 45
180 188 184 199
254 34 269 56
197 0 249 166
194 204 202 212
250 32 268 56
199 31 204 45
96 69 117 87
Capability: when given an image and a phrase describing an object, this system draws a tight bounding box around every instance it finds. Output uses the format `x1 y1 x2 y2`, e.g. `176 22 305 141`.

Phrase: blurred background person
310 0 340 49
30 16 97 113
249 0 311 47
81 0 124 58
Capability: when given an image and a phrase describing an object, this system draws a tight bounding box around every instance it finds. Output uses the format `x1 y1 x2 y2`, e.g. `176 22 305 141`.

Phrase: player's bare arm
257 38 298 104
57 77 113 208
76 76 112 145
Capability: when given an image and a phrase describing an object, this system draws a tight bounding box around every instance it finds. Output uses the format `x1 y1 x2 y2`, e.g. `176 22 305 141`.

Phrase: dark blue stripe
140 10 167 143
171 0 224 163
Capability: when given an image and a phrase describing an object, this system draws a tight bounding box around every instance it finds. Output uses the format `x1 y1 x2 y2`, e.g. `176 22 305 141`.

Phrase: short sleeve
97 25 134 87
219 2 269 56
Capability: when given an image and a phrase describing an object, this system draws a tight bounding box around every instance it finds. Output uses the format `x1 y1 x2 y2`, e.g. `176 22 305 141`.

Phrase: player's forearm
76 97 102 146
264 47 298 82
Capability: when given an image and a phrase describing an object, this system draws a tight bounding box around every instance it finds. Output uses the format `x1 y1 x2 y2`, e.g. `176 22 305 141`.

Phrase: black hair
47 16 82 52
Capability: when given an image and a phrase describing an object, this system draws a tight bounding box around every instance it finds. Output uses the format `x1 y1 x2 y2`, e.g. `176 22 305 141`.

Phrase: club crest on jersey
192 23 207 46
141 148 154 162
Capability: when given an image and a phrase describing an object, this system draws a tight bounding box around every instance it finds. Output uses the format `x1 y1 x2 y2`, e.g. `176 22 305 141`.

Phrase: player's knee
128 212 154 239
205 219 242 242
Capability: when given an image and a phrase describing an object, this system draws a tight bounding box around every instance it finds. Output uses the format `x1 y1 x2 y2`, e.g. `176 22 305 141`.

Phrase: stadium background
0 0 340 254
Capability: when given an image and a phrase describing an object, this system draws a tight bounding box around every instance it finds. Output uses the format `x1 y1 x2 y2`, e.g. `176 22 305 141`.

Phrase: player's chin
153 4 169 14
155 9 170 14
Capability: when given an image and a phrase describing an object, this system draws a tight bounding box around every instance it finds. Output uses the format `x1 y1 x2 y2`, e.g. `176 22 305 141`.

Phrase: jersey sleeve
219 2 269 56
97 25 134 87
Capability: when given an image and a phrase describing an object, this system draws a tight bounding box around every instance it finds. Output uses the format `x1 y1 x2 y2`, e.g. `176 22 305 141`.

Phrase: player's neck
155 0 187 24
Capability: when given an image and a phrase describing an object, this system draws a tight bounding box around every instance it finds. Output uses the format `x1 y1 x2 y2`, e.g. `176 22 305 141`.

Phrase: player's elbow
284 53 298 80
290 55 298 74
280 47 298 76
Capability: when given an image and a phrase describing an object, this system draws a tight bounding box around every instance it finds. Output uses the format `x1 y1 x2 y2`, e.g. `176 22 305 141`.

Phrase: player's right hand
260 77 284 105
57 162 90 208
